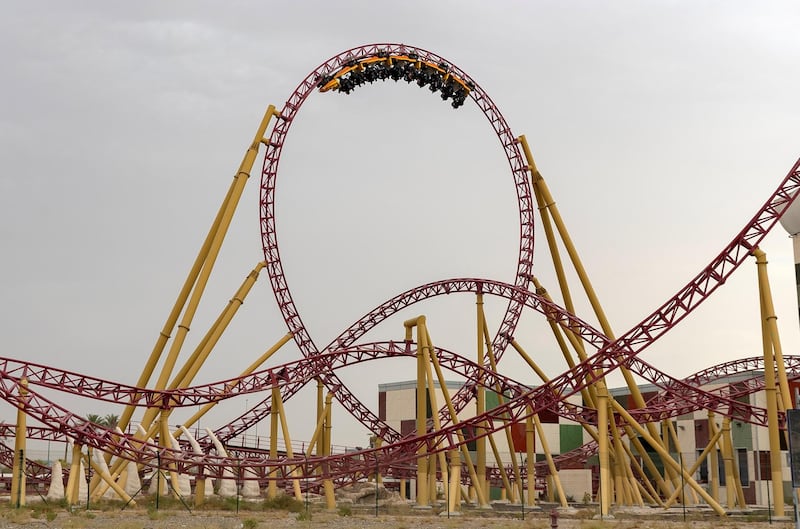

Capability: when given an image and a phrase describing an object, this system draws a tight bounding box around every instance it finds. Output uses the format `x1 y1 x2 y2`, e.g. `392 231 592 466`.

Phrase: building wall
379 372 789 506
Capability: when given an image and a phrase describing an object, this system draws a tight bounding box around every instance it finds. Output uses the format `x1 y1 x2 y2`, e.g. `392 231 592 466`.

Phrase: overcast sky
2 2 800 447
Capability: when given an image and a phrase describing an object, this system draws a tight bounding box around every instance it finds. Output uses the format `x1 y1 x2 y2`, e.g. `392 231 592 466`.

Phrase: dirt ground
0 503 796 529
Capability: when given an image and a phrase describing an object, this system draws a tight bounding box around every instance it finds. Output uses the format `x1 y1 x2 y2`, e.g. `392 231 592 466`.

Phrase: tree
86 413 120 429
102 414 119 429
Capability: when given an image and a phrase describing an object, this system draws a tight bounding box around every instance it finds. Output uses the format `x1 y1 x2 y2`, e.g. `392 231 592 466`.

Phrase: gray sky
2 2 800 447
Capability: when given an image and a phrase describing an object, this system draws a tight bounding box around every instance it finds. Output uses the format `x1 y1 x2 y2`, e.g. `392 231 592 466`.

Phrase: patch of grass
2 508 31 524
243 518 259 529
142 495 188 510
147 506 164 520
296 510 312 521
85 498 128 511
337 505 352 516
262 494 305 513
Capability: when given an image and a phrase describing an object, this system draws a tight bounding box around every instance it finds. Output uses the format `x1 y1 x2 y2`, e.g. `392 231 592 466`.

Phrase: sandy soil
0 504 795 529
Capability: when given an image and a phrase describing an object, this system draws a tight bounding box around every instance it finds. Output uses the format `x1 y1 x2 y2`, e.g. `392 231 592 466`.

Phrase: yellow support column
83 452 136 506
526 411 536 508
621 438 661 507
708 412 720 502
194 469 206 507
428 455 437 505
610 425 632 506
611 400 726 516
174 332 292 438
65 443 83 505
482 326 522 504
316 379 324 460
448 449 461 514
475 295 488 507
596 385 611 516
755 249 786 517
10 378 28 508
419 326 450 505
427 333 488 506
323 393 336 510
273 386 303 501
754 249 793 411
721 418 736 509
160 411 182 499
665 425 724 507
520 135 675 495
118 105 279 433
407 316 429 508
137 262 267 436
533 415 567 508
169 262 267 391
268 385 280 499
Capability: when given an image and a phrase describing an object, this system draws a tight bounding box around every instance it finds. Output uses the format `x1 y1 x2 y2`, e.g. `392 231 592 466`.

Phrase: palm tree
102 414 119 429
86 413 120 428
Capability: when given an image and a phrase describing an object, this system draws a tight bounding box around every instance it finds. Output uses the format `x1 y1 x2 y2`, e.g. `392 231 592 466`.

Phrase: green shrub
262 494 304 513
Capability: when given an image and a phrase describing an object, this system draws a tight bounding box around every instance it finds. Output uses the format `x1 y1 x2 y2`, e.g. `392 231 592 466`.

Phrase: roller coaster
3 43 800 517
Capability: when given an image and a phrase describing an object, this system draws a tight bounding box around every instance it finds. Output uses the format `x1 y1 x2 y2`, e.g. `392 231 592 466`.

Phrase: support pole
708 412 720 502
482 326 522 504
755 248 786 517
175 332 292 438
754 249 793 411
520 134 674 498
65 444 83 505
268 385 280 499
83 452 136 506
118 105 279 434
596 385 611 516
419 326 449 506
526 410 536 508
273 386 304 501
664 424 724 507
611 399 727 515
721 418 736 509
322 393 336 510
194 469 206 507
427 329 488 507
475 294 488 506
10 378 28 508
411 315 429 508
448 449 461 514
159 411 182 499
533 415 567 508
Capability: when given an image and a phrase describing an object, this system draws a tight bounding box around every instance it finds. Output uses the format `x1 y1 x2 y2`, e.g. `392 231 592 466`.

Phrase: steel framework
2 43 800 515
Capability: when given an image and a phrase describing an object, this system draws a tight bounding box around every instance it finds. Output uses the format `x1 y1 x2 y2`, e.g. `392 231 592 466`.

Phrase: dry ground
0 502 794 529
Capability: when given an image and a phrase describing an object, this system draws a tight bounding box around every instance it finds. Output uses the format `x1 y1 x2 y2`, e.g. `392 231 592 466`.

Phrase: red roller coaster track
1 44 799 501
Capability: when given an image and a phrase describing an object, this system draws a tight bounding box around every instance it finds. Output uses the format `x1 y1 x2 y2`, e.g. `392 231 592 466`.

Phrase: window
737 448 749 487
